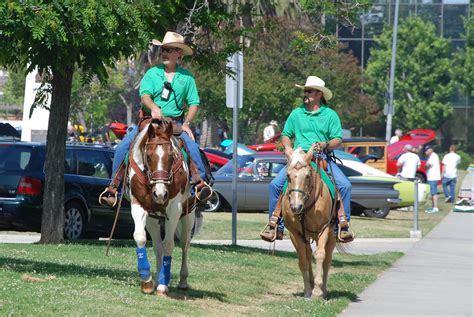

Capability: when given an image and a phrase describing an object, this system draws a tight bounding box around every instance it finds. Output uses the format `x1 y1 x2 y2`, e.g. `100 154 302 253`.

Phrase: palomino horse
125 119 197 295
282 145 337 299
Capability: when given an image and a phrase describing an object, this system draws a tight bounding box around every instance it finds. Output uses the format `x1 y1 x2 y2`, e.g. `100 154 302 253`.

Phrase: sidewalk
339 211 474 317
193 238 419 255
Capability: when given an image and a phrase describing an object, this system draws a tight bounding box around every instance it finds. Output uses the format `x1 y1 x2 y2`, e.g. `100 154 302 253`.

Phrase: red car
386 129 437 182
203 148 230 172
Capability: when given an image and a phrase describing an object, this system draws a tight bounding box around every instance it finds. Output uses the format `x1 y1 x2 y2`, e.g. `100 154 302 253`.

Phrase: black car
0 141 133 239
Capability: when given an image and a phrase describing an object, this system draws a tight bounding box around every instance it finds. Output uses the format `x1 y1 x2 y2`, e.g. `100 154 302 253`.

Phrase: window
0 146 32 171
76 150 111 179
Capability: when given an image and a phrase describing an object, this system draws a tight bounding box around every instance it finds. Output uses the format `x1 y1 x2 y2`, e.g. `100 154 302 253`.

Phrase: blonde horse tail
335 242 353 255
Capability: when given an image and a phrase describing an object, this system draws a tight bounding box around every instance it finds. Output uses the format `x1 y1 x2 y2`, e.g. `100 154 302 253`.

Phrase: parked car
0 141 133 239
205 152 402 218
203 148 230 172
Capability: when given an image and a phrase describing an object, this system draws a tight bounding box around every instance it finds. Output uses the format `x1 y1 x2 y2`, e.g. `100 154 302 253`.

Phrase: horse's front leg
131 202 154 294
156 200 181 296
145 216 164 290
313 226 331 298
288 230 313 298
177 204 195 291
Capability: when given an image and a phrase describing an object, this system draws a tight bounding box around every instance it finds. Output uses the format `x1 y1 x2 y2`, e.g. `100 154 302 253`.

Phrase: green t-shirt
139 64 200 118
282 104 343 151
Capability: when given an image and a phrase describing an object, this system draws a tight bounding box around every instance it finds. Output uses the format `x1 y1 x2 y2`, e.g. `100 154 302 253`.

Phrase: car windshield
0 145 33 171
216 155 256 176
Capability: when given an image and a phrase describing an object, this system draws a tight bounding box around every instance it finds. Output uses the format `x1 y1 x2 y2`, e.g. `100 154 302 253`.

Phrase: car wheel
363 207 390 218
64 201 87 240
415 173 426 183
204 192 221 212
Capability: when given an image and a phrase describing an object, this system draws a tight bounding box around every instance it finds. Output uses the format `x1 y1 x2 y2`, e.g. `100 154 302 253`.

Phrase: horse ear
148 122 157 139
165 120 173 137
306 144 316 161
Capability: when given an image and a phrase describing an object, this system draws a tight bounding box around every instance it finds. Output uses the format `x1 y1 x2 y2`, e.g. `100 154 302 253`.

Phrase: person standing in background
396 144 420 181
263 120 278 142
389 128 402 144
442 144 461 203
425 145 441 213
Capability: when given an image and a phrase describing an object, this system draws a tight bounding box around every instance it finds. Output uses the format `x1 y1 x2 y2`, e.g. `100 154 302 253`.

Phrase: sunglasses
161 47 181 53
304 89 320 94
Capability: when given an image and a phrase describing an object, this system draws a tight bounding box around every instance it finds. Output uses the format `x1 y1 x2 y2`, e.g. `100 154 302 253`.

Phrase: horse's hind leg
131 203 154 294
177 210 195 291
313 227 331 299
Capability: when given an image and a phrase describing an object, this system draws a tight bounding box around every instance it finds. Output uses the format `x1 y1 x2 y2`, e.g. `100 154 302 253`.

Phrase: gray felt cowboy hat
295 76 333 101
150 31 193 56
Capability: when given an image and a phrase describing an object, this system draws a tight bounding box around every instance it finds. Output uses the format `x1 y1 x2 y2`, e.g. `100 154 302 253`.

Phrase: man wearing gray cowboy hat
260 75 354 242
100 31 210 207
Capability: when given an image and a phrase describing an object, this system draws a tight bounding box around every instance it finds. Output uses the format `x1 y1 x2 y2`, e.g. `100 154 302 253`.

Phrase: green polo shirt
139 64 200 118
282 104 343 151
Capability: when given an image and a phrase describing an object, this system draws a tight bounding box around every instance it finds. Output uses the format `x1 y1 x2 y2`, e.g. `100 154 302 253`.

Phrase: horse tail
335 241 353 255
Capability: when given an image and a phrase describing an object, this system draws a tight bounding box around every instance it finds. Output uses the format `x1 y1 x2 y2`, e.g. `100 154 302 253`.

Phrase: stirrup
99 188 118 208
195 181 213 202
337 223 355 243
260 225 277 242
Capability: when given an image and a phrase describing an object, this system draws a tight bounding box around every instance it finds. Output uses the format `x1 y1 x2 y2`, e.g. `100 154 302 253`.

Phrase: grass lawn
0 241 401 316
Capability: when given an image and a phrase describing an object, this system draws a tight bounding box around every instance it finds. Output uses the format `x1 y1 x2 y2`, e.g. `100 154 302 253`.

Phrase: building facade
338 0 473 147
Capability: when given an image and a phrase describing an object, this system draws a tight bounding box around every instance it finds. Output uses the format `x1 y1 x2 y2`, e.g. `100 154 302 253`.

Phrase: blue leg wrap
158 256 172 286
136 247 151 281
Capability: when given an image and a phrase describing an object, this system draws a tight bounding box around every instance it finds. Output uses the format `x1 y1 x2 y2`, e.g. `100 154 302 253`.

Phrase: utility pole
385 0 400 142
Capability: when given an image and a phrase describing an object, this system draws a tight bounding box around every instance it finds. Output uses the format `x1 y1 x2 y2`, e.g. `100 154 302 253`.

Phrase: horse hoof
140 280 155 294
177 285 189 292
156 284 169 297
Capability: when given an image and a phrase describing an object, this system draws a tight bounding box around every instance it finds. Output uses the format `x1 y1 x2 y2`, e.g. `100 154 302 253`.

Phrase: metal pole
231 53 240 246
385 0 400 142
410 179 422 238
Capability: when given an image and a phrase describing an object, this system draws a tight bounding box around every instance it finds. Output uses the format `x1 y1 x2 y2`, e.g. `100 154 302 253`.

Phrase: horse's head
142 119 175 205
286 145 316 214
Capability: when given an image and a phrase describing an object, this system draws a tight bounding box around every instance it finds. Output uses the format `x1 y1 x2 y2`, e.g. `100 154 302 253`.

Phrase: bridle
286 164 317 214
141 137 183 186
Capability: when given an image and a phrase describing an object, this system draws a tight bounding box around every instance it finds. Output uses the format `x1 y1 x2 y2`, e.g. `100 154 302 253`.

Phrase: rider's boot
260 195 284 242
335 195 354 243
195 178 212 203
99 162 125 208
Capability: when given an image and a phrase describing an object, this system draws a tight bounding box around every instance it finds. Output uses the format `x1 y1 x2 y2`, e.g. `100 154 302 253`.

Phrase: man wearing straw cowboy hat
263 120 278 142
100 31 210 207
260 75 354 242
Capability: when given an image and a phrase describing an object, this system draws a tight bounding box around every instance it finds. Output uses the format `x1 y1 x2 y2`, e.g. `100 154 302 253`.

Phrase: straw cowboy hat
269 120 278 126
150 31 193 56
295 76 333 101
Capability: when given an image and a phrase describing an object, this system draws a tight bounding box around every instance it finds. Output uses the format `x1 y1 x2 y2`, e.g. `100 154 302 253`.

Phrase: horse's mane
288 148 310 170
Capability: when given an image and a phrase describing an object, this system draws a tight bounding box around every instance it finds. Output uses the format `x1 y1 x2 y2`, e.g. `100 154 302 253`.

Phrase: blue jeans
112 123 206 179
442 177 456 200
268 159 352 233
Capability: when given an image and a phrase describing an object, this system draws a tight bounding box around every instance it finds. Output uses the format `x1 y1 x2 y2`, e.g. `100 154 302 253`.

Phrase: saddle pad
282 162 336 200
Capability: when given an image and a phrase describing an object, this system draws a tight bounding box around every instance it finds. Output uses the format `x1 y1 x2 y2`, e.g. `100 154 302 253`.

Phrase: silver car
206 152 402 217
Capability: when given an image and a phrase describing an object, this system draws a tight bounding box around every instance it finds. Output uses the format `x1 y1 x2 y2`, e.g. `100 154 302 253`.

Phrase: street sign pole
226 52 243 246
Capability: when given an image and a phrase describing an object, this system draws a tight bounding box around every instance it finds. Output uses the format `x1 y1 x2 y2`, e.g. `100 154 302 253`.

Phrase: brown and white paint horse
125 119 197 295
282 145 336 299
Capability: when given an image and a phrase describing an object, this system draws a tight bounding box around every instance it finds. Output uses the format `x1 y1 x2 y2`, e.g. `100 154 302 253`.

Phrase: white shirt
389 135 399 144
397 152 420 179
442 152 461 178
426 152 441 181
263 125 275 142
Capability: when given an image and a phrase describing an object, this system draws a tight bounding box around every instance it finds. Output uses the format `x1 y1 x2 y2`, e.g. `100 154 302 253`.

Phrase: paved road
339 211 474 317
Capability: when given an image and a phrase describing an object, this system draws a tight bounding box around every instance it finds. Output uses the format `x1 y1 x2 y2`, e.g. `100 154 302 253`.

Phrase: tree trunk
39 64 74 244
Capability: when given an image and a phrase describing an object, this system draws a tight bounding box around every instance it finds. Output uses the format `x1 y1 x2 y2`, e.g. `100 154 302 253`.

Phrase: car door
244 158 287 210
71 148 117 231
